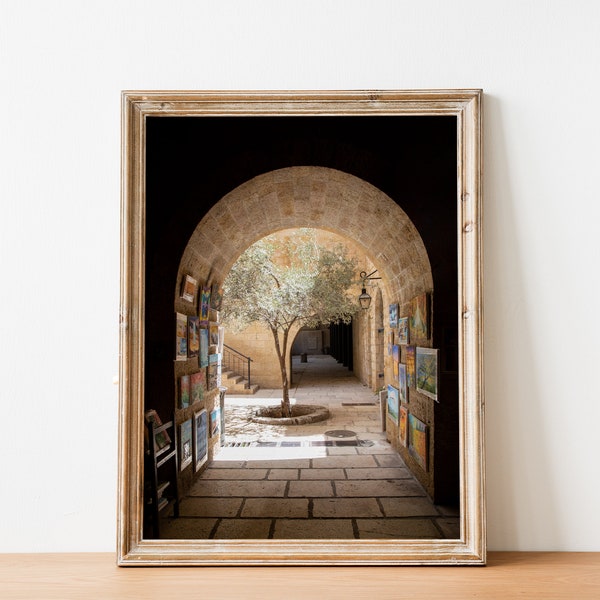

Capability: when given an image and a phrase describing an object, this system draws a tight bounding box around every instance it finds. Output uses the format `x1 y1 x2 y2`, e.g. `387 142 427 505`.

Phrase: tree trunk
270 325 292 418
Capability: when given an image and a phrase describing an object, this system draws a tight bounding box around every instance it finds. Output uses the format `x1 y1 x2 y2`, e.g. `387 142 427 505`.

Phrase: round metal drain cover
325 429 356 438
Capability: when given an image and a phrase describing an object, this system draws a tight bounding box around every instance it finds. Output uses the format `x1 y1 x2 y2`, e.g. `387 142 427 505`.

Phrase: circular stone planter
251 404 330 426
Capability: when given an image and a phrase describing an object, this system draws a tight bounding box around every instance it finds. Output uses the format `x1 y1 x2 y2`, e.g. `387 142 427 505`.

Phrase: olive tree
221 229 358 417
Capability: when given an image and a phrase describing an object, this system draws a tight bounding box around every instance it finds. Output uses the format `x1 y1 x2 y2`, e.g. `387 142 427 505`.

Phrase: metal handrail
222 344 253 388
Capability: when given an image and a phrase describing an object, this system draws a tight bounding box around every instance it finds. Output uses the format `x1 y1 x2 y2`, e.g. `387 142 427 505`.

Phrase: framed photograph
416 347 439 401
193 409 208 472
174 313 187 360
408 413 428 471
179 419 193 471
398 363 408 404
399 406 408 447
397 317 409 345
180 274 198 303
386 384 399 425
119 90 484 565
389 303 398 328
187 316 200 358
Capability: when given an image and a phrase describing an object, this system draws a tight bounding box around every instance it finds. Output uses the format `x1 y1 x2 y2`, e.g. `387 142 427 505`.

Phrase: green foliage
222 229 359 334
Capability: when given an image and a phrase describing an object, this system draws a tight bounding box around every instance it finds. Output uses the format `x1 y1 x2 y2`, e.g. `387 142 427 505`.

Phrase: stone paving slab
345 467 411 480
190 480 286 498
356 518 440 539
179 497 243 517
313 497 383 518
241 498 309 518
373 453 408 466
162 517 217 539
288 480 334 497
334 479 426 497
267 468 299 480
244 459 311 469
213 519 272 539
300 468 345 480
379 497 442 517
201 468 268 480
274 519 355 539
312 455 377 468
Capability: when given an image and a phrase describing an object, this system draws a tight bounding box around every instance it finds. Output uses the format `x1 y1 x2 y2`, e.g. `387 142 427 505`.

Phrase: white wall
1 1 598 552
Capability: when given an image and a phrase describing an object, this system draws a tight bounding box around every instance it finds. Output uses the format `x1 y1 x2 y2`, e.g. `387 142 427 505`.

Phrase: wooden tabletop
1 552 599 599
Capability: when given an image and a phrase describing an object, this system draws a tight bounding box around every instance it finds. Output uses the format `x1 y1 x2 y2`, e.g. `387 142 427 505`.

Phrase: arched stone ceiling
177 166 432 309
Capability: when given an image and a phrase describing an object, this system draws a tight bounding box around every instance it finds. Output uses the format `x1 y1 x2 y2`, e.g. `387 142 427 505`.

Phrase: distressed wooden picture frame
118 90 484 565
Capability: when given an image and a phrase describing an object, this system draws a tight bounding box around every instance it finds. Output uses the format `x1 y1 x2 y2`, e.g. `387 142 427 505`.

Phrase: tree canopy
221 229 359 416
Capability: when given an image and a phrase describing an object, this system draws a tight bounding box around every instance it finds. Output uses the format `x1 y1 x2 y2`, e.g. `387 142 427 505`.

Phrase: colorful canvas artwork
399 406 408 447
408 413 428 471
180 274 198 303
389 303 399 328
144 409 171 449
397 317 409 345
190 370 206 404
405 345 416 388
416 347 438 401
398 363 408 403
199 285 211 325
210 408 221 437
387 331 394 355
409 293 430 342
392 344 400 378
175 312 188 360
210 282 224 310
187 316 200 358
199 328 209 368
209 322 220 347
178 374 190 408
179 418 193 471
193 409 208 472
207 363 218 391
387 384 399 424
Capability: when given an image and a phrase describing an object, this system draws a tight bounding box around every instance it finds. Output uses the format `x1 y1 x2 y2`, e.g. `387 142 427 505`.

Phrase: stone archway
176 166 433 391
177 166 432 327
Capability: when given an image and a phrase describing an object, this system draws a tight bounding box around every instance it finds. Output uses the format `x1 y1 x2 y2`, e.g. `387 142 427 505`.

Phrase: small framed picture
398 363 408 404
416 347 438 401
179 418 193 471
386 384 399 424
180 274 198 303
178 374 190 409
399 406 408 447
190 370 206 404
175 313 188 360
397 317 409 345
389 303 399 328
188 316 200 358
210 407 221 437
193 409 208 472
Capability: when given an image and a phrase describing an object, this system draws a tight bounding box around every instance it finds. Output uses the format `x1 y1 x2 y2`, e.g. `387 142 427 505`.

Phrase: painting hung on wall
409 293 430 342
389 303 399 328
199 285 211 325
199 328 209 368
416 347 438 401
180 274 198 303
408 413 428 471
387 384 399 424
210 407 221 437
190 370 206 404
399 406 408 447
392 345 400 377
209 322 220 347
397 317 409 345
178 374 190 409
175 312 188 360
179 418 193 471
387 331 394 355
187 316 200 358
193 409 208 472
405 345 416 388
210 282 224 311
398 363 408 404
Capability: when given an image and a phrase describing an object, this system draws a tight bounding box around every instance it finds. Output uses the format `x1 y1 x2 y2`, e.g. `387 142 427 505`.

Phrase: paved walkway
163 355 459 540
